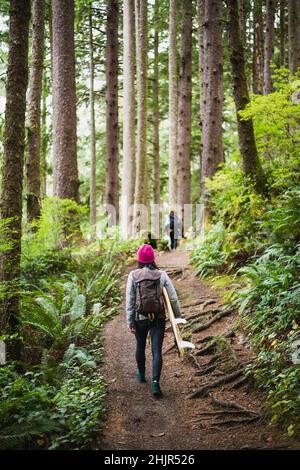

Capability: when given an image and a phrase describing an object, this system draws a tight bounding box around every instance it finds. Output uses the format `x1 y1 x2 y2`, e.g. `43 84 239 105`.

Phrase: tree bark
200 0 224 195
197 0 203 190
177 0 192 213
89 12 97 230
263 0 276 94
26 0 45 224
0 0 30 349
121 0 136 236
280 0 286 67
52 0 79 201
168 0 178 207
105 0 119 223
227 0 266 193
252 0 264 94
152 0 160 206
288 0 300 75
134 0 148 211
41 75 48 197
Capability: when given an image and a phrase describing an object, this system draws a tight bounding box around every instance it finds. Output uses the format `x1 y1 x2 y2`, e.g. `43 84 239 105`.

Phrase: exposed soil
97 251 297 450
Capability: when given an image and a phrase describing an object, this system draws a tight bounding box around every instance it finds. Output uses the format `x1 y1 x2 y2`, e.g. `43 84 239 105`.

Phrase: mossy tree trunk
52 0 79 202
252 0 264 94
263 0 276 94
89 11 97 231
177 0 192 225
26 0 45 225
227 0 266 193
133 0 148 232
105 0 119 223
122 0 136 236
288 0 300 75
0 0 31 355
168 0 178 207
200 0 224 196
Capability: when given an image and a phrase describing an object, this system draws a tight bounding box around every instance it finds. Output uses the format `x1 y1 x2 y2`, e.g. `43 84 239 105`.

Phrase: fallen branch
189 369 244 399
192 309 233 334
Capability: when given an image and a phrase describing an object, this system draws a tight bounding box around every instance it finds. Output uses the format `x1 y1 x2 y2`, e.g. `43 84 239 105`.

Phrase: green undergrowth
0 198 139 449
190 74 300 437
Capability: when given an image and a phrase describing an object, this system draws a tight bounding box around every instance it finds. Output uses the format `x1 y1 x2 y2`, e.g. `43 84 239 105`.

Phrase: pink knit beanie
137 244 155 264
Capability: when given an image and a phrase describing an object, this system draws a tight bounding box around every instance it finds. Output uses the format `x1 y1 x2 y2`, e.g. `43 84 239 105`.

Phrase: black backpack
132 269 165 320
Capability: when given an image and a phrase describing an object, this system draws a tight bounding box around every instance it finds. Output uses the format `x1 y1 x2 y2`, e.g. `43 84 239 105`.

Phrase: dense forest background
0 0 300 450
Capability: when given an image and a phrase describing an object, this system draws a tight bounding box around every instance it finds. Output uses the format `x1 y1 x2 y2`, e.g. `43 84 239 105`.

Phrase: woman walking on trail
126 244 181 398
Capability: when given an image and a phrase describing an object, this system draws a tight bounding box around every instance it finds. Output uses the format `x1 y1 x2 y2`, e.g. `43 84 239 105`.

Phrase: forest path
97 251 294 450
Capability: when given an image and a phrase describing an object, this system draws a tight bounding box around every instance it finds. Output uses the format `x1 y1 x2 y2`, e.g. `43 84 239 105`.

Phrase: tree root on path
195 331 235 356
189 369 244 398
196 340 217 356
197 409 259 418
181 298 210 309
210 415 260 427
184 308 221 322
192 308 233 334
229 375 249 390
163 343 176 355
209 395 259 414
194 357 235 377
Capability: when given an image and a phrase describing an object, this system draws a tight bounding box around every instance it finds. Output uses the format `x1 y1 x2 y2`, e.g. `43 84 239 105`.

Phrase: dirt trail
98 251 294 450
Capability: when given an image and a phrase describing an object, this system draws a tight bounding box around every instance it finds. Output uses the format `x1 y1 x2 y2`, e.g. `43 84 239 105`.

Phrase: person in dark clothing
169 210 179 250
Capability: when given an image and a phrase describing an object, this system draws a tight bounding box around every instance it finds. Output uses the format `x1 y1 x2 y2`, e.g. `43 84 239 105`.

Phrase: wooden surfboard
162 287 195 356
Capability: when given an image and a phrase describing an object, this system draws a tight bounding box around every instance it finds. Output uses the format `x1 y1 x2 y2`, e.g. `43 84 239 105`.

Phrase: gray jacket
126 267 181 328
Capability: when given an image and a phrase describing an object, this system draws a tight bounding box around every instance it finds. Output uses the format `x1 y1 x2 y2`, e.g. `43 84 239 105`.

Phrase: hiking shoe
151 380 162 398
136 370 146 383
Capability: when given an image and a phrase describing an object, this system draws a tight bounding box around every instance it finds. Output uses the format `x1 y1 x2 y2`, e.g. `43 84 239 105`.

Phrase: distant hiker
126 244 181 397
167 210 180 250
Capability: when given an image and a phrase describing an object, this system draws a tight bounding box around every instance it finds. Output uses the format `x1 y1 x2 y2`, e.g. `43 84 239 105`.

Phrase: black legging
135 318 165 382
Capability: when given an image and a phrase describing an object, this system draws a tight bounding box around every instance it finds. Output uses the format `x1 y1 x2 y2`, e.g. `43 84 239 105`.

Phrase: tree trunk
227 0 266 193
263 0 276 94
177 0 192 215
252 0 264 94
121 0 136 237
41 76 48 197
26 0 45 224
152 0 160 206
168 0 178 207
52 0 79 201
105 0 119 223
280 0 286 67
0 0 30 351
134 0 148 213
288 0 300 75
197 0 203 190
89 12 97 231
200 0 224 195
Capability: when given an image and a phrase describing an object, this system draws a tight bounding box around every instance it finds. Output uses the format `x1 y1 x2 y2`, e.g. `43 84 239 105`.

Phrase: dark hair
137 261 159 270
